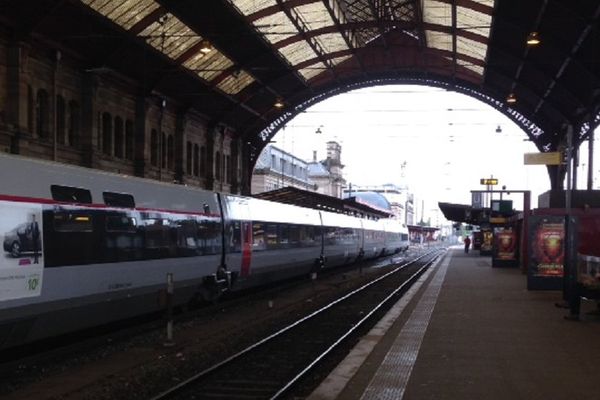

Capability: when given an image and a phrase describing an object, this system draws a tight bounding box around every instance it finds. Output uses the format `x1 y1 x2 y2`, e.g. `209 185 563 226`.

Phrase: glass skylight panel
184 51 234 81
279 41 319 66
457 36 487 61
295 3 331 31
299 63 327 80
426 31 452 52
460 62 484 76
315 32 350 54
217 70 255 94
229 0 276 16
138 14 200 59
423 0 451 27
457 6 491 38
330 55 352 67
254 12 297 44
81 0 160 31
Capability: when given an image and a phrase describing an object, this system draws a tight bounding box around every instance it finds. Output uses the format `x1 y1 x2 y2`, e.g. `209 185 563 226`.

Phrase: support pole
588 129 594 190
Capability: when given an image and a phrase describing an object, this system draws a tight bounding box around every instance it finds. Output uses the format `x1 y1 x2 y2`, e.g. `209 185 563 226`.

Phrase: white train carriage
220 195 324 289
381 219 410 255
0 153 224 349
0 152 401 351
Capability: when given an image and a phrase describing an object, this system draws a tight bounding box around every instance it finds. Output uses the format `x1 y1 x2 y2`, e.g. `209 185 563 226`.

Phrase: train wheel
10 241 20 258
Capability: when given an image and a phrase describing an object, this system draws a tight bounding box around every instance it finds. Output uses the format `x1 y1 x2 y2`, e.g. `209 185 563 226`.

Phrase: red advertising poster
530 217 564 277
493 227 517 260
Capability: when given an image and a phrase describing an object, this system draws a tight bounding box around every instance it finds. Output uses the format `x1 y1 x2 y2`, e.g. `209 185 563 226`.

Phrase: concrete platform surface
309 247 600 400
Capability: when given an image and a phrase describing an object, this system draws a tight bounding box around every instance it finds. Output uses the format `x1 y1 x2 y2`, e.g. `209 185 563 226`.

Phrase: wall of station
0 33 242 194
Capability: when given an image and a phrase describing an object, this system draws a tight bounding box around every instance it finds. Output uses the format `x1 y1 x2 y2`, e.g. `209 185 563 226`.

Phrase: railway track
149 248 445 400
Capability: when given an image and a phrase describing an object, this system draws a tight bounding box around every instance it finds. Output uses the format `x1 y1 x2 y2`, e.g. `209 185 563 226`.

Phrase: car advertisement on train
0 201 43 301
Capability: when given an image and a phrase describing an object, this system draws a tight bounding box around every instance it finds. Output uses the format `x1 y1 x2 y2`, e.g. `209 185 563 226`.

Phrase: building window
200 145 206 177
114 116 124 158
167 134 174 170
186 141 192 175
27 85 34 133
56 95 65 144
226 155 231 184
193 144 199 176
102 112 112 155
125 120 134 160
161 132 167 169
150 129 158 166
215 151 221 180
36 89 49 138
68 100 80 147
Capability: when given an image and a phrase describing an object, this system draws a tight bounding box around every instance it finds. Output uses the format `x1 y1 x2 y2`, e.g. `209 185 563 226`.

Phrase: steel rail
149 247 446 400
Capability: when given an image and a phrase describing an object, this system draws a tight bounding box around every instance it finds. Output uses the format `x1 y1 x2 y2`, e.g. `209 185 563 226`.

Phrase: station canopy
8 0 600 164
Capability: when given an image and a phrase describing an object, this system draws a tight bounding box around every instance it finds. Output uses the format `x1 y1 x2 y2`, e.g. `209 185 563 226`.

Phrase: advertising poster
0 200 44 301
527 215 564 290
480 227 493 255
493 227 517 261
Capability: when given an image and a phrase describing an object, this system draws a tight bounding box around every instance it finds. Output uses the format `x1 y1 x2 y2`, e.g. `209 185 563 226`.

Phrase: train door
240 221 253 277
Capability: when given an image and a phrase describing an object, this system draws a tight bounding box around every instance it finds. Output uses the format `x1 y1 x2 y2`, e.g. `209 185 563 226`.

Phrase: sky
268 85 598 225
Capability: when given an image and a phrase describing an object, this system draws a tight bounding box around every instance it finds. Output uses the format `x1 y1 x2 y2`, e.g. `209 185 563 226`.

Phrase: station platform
308 247 600 400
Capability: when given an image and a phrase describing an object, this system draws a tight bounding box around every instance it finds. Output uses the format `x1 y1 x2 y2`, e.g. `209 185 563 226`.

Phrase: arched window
102 112 112 155
36 89 49 138
68 100 80 147
215 151 221 180
114 116 124 158
167 134 174 170
161 132 167 169
56 95 65 144
200 146 206 177
193 144 199 176
125 120 134 160
150 129 158 166
186 141 192 175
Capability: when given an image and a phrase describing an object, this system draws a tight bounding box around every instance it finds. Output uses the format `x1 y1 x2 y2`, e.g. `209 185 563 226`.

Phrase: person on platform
464 236 471 254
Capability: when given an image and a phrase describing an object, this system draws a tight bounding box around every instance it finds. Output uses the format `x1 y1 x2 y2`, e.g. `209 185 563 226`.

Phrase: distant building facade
251 145 313 193
307 141 346 198
252 141 347 198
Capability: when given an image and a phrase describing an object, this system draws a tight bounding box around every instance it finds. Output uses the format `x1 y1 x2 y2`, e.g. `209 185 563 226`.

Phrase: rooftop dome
346 191 392 211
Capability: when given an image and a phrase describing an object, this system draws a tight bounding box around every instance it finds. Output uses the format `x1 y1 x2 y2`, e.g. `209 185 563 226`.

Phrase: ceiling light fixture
506 93 517 104
274 98 285 108
526 31 541 46
199 39 212 54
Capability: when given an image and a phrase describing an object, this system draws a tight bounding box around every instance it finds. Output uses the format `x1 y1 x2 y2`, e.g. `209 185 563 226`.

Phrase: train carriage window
51 185 92 204
266 224 278 247
53 212 93 232
252 223 266 250
103 192 135 208
106 215 137 232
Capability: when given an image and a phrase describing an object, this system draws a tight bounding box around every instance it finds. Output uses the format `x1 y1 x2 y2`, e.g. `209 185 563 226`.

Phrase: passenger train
0 153 409 351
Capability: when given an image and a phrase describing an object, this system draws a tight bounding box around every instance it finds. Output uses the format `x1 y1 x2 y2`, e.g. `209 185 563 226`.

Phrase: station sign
524 152 562 165
480 178 498 185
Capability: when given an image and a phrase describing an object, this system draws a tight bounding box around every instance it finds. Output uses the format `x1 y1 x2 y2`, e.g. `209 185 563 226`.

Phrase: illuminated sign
524 152 563 165
480 178 498 185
